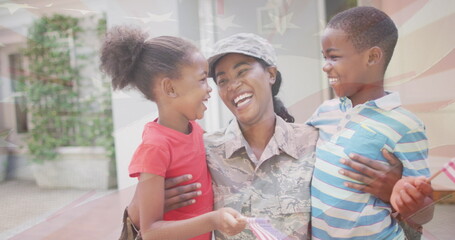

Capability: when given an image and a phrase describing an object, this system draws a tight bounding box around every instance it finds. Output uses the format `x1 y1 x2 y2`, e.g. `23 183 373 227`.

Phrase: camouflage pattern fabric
204 116 318 240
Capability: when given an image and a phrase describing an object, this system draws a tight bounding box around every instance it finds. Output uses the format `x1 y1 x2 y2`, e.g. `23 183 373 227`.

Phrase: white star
206 15 241 31
0 3 37 14
312 19 326 37
265 12 299 35
125 12 176 24
64 8 99 15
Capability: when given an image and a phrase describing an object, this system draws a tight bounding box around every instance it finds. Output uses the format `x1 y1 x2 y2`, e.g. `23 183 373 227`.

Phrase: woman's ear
367 46 383 66
267 66 277 84
160 77 177 98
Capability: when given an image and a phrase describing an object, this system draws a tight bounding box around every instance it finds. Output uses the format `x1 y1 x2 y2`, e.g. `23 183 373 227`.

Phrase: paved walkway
0 180 125 239
0 180 454 239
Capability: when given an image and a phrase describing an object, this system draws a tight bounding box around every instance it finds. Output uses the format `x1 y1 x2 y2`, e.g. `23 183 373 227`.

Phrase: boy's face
321 28 371 99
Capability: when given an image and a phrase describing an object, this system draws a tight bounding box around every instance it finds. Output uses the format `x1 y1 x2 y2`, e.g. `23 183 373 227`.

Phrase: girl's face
173 51 212 120
213 53 276 126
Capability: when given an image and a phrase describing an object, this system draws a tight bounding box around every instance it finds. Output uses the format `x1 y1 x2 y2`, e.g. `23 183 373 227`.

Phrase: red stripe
216 0 224 15
442 160 455 182
247 218 278 240
442 168 455 183
250 219 272 239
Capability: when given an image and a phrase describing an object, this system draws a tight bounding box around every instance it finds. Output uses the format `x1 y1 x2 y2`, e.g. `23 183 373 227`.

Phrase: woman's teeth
234 93 253 107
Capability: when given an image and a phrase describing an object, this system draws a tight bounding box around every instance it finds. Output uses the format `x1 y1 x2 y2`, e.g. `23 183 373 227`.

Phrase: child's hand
213 207 247 236
391 176 433 219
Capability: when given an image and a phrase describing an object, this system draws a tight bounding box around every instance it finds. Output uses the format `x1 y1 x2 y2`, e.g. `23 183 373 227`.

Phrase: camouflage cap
208 33 277 78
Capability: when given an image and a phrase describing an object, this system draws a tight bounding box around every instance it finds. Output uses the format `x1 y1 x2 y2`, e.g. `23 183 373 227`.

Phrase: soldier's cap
208 33 277 79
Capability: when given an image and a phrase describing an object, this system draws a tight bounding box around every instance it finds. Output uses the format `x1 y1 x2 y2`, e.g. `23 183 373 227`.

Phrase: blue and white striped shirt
307 92 429 239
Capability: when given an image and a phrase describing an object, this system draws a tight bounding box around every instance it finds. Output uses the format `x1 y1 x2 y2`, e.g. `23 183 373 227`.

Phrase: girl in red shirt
100 26 246 240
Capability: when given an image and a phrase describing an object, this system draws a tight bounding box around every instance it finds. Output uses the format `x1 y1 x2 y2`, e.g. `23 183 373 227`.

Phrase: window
325 0 357 23
9 53 28 133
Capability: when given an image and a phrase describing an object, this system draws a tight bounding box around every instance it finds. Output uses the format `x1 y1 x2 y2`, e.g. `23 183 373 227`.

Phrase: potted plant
20 14 116 189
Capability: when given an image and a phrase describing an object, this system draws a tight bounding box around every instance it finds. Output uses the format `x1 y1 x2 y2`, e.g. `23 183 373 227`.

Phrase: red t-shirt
129 120 214 240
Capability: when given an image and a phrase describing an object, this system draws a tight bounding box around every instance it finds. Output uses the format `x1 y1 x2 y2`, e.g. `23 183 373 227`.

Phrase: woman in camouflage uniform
203 33 317 239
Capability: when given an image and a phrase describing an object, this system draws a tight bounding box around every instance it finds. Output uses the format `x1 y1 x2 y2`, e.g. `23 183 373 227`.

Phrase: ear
160 77 178 98
367 46 383 66
267 66 277 85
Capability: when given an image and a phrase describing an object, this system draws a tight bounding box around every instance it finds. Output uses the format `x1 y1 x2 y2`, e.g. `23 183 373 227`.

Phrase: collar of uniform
224 119 244 159
224 115 299 160
272 115 300 159
370 91 401 111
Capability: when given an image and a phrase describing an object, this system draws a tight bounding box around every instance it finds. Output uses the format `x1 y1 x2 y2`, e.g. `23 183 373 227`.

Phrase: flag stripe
246 218 288 240
442 159 455 182
248 218 275 240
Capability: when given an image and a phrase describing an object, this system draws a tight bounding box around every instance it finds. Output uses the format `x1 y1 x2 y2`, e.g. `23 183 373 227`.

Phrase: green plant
21 14 114 163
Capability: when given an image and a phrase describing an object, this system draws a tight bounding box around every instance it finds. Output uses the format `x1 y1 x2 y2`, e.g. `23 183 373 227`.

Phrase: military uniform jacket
204 116 318 240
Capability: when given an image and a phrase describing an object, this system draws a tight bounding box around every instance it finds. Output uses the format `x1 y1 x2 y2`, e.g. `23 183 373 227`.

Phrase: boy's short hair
327 6 398 71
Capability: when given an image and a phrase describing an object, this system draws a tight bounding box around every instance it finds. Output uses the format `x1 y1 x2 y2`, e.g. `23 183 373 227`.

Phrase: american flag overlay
246 217 289 240
441 159 455 183
0 1 454 239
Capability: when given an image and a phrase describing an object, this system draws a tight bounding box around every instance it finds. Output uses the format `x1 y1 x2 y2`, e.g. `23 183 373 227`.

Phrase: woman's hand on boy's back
339 149 403 203
164 174 201 212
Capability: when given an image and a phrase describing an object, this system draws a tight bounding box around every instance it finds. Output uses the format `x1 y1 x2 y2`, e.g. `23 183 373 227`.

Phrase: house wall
0 0 112 181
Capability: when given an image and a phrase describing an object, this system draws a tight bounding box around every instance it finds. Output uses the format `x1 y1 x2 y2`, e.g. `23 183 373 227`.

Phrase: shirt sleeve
128 144 170 178
394 126 430 177
305 105 320 127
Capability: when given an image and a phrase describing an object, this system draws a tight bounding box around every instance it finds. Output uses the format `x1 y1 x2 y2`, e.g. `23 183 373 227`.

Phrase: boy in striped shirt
307 6 433 239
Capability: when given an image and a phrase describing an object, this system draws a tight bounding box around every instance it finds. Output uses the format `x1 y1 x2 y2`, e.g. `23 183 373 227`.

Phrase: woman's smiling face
213 53 276 126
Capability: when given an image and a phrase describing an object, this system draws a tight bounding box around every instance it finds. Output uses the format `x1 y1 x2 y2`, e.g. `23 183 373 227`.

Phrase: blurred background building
1 0 454 239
